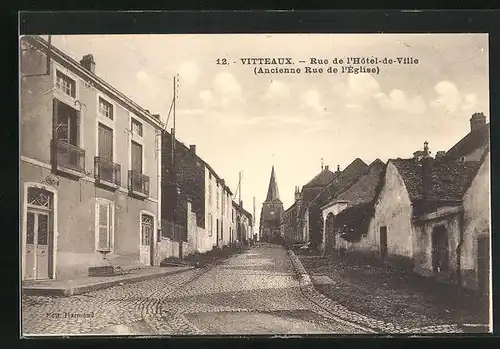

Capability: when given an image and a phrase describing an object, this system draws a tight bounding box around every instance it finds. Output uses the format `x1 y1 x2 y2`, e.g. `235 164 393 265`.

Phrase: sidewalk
295 251 490 333
22 266 194 297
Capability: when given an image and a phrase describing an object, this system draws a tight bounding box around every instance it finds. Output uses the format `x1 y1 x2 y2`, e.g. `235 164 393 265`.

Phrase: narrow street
22 244 369 336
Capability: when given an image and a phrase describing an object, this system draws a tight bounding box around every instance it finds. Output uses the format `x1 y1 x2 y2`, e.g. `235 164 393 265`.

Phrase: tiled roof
302 167 336 188
446 123 490 160
309 158 369 207
391 153 485 202
336 159 385 207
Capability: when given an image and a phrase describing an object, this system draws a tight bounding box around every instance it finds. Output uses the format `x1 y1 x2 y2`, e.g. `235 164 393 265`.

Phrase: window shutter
97 202 110 250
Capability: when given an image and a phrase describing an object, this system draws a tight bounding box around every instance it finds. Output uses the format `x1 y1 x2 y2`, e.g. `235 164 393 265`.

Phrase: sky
47 33 489 233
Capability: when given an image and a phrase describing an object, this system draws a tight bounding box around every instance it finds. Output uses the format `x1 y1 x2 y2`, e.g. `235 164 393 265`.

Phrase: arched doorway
325 213 335 254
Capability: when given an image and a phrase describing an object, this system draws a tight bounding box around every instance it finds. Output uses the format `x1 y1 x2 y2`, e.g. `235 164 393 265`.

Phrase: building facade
161 132 233 255
232 201 253 244
20 35 163 281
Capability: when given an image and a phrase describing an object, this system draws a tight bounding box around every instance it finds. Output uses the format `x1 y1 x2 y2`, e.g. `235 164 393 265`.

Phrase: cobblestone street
22 244 370 336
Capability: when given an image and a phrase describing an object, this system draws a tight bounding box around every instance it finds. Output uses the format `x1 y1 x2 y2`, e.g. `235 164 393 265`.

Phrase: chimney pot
190 145 196 153
470 112 487 132
325 165 329 170
80 54 96 73
337 165 340 172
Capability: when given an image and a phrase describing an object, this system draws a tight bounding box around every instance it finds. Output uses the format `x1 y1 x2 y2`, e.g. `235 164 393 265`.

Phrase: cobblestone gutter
287 249 465 335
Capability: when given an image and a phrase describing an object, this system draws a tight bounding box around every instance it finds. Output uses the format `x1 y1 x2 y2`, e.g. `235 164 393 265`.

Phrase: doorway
24 187 54 280
432 225 449 273
325 213 335 254
477 235 490 296
140 213 154 266
380 226 388 259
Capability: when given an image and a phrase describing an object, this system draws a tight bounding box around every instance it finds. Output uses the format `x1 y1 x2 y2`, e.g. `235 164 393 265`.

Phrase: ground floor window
95 198 114 252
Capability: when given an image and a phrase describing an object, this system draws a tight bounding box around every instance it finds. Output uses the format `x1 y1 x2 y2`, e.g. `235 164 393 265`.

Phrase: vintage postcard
20 32 491 336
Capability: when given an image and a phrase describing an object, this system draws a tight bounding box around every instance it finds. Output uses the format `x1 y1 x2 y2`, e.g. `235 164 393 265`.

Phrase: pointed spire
265 165 280 202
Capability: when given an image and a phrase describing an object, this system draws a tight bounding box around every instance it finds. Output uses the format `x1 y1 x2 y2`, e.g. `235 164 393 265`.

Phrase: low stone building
320 159 385 254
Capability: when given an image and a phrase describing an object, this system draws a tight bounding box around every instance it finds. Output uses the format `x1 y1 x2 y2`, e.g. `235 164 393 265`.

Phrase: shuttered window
98 123 113 162
96 199 113 251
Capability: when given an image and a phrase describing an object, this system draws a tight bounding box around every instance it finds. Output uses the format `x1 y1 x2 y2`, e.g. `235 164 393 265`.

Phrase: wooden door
432 225 448 272
380 226 388 259
140 214 153 266
131 141 143 173
98 123 114 181
477 236 490 296
25 188 53 281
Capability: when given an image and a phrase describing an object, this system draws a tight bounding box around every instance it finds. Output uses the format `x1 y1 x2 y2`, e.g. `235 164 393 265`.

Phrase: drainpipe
156 129 162 266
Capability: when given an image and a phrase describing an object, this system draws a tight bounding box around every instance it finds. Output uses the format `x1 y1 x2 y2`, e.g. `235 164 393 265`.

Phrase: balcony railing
128 170 149 198
94 157 121 188
162 219 187 241
51 139 85 175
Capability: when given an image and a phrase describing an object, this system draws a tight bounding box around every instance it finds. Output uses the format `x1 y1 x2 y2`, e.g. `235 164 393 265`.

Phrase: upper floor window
208 181 213 204
56 70 76 98
216 184 220 210
131 118 143 137
99 97 114 120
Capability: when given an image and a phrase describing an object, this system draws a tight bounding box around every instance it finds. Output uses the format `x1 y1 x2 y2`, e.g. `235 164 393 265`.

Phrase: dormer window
131 118 143 137
56 70 76 98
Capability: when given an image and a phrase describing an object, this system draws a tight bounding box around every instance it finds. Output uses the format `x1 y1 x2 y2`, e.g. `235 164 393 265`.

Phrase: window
99 97 114 120
208 180 212 204
55 100 79 146
208 213 213 237
98 123 113 162
95 199 113 252
131 118 143 137
56 70 76 98
216 184 220 210
221 191 225 214
131 141 143 173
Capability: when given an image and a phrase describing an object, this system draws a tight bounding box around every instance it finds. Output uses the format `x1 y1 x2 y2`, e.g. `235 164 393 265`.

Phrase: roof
22 35 163 130
284 201 298 214
309 158 369 208
164 131 233 195
446 123 490 160
232 201 253 221
264 166 281 203
391 153 485 202
335 159 385 207
303 167 336 188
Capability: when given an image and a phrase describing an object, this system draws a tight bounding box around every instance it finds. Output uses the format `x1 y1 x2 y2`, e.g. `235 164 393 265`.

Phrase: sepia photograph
19 32 491 336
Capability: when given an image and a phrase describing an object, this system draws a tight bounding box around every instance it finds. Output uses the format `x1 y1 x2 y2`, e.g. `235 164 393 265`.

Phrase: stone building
20 35 163 280
232 201 254 244
259 166 284 243
161 132 233 255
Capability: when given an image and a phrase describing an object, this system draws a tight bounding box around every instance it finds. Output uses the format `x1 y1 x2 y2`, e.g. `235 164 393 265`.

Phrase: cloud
430 80 466 113
336 74 427 115
299 89 325 113
200 72 244 108
461 93 478 110
178 61 200 85
262 80 290 100
378 89 427 115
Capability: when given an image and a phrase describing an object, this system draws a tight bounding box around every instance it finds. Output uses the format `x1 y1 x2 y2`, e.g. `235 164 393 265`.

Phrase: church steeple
265 165 280 202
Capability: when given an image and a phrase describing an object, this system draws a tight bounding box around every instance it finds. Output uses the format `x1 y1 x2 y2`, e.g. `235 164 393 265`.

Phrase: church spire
265 165 280 202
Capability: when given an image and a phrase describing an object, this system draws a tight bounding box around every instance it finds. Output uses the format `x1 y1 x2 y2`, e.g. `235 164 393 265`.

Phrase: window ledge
129 190 149 199
96 179 119 190
56 165 85 178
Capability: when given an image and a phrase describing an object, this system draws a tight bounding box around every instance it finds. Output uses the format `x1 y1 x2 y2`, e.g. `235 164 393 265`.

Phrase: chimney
470 112 486 132
80 54 96 73
321 158 324 171
325 165 329 171
294 186 300 201
336 165 340 173
435 151 446 160
421 141 434 211
190 145 196 154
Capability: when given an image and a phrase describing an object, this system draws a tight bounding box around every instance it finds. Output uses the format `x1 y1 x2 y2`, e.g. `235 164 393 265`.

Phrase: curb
22 267 196 297
287 249 465 334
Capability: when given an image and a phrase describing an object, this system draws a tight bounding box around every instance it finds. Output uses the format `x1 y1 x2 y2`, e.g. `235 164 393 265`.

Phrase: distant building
320 159 385 254
20 35 163 280
161 132 233 255
306 159 369 250
232 201 253 244
259 166 284 243
293 165 337 245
